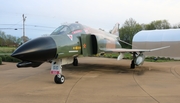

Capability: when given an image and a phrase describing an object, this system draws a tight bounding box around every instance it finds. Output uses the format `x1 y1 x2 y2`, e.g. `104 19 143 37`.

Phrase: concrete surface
0 57 180 103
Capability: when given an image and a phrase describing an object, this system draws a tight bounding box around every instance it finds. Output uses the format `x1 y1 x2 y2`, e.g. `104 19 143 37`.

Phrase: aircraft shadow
63 63 150 76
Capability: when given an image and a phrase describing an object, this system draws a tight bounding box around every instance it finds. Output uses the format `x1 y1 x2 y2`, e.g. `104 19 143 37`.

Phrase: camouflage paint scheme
50 23 121 58
11 23 169 84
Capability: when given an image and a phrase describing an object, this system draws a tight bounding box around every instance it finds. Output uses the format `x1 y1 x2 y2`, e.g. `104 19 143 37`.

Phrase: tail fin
111 23 133 47
111 23 119 36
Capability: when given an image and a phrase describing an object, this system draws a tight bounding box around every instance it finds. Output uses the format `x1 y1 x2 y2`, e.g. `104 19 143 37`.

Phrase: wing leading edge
100 46 170 53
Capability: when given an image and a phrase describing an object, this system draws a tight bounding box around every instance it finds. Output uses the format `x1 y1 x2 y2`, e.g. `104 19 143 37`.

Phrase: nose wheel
54 75 65 84
51 59 65 84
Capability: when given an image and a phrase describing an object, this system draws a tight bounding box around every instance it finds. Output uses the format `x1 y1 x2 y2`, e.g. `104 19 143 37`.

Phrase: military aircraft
11 22 169 84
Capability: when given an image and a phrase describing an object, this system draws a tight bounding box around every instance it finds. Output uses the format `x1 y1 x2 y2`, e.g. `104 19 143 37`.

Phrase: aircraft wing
100 46 170 53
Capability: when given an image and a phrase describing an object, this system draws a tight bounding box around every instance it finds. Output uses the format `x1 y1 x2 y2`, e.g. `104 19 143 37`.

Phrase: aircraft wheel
54 75 65 84
59 75 65 84
54 75 59 84
73 58 78 66
130 60 135 69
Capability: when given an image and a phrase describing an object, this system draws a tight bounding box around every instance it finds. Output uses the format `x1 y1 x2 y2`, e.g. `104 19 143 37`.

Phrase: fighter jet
11 22 169 84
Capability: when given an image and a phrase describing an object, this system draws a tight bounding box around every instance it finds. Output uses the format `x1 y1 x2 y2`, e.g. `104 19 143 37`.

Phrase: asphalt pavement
0 57 180 103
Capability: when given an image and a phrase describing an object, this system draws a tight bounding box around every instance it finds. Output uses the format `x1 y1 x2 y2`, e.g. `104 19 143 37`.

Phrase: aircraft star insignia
83 44 86 48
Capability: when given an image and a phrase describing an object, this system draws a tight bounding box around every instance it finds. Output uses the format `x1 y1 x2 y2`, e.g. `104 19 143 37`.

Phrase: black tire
54 75 65 84
54 75 60 84
130 60 135 69
73 58 78 66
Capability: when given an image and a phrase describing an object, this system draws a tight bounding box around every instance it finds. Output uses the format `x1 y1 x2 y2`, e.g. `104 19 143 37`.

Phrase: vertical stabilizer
111 23 119 36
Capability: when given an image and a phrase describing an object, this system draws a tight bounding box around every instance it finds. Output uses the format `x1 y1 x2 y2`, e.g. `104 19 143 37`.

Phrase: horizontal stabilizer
117 38 134 47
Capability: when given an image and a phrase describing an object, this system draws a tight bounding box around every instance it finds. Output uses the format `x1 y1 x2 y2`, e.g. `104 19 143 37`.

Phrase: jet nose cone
11 37 57 62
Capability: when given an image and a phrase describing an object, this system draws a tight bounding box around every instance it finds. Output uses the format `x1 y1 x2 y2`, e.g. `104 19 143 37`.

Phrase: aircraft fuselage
12 23 122 67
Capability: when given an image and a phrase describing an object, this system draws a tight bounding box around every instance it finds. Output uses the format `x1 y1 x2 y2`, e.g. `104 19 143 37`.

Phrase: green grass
99 53 179 62
145 57 179 62
0 53 12 55
0 47 16 53
0 47 19 64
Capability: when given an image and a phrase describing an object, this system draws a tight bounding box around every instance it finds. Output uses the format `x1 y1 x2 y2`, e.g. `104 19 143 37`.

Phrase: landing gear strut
130 52 145 69
130 52 136 69
50 59 65 84
130 60 135 69
73 57 78 66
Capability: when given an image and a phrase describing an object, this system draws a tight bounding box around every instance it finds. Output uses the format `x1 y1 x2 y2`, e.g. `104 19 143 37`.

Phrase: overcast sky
0 0 180 39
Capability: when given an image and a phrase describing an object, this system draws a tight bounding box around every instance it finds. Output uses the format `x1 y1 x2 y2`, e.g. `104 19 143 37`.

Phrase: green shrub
0 55 21 62
0 57 2 65
0 55 5 61
11 49 15 52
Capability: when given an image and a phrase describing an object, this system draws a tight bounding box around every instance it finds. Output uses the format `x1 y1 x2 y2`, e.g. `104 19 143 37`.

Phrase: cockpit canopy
51 23 83 35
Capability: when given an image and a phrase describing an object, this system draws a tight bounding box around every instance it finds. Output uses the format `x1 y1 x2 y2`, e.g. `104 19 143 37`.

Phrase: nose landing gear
50 59 65 84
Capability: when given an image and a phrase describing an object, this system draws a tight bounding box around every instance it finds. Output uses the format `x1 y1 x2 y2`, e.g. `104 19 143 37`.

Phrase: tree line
0 31 30 47
119 18 180 48
1 18 180 47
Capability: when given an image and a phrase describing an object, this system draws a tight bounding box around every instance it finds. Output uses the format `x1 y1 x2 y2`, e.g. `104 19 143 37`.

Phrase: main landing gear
130 52 136 69
130 60 135 69
130 52 145 69
73 57 78 66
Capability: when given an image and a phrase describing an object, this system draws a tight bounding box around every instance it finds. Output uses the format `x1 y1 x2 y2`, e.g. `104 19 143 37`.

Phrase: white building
132 29 180 59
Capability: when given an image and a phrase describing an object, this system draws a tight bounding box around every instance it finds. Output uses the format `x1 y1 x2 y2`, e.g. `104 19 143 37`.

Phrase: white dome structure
132 29 180 59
